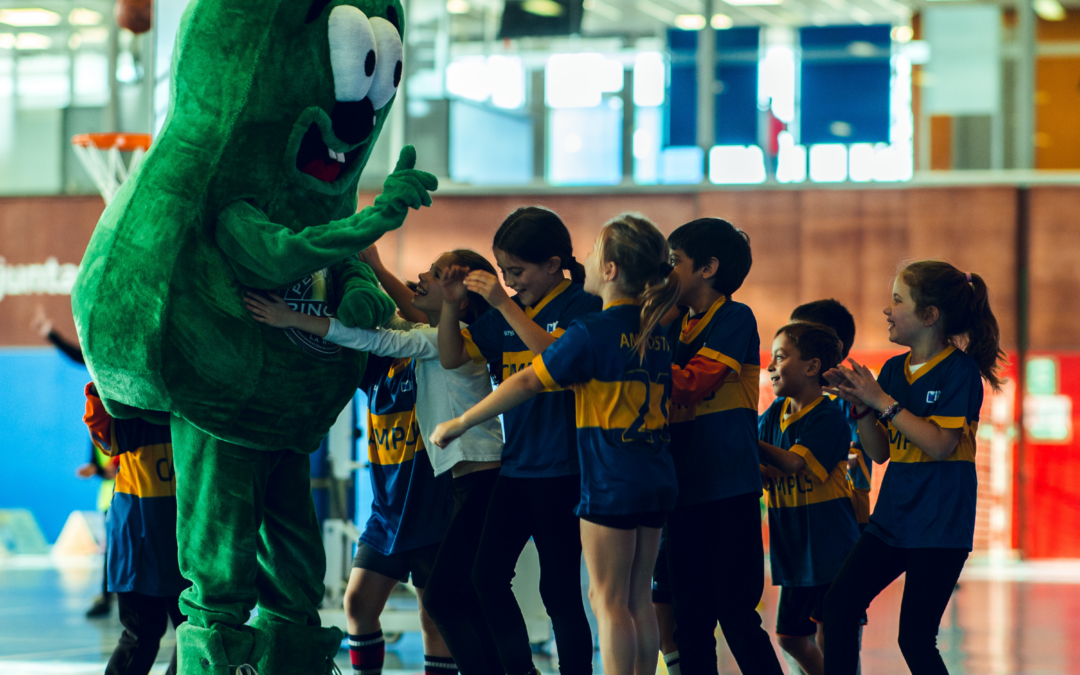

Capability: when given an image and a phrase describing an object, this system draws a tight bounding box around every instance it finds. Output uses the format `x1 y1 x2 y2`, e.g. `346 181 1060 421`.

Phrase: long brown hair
446 249 502 383
492 206 586 284
900 260 1006 391
597 213 680 359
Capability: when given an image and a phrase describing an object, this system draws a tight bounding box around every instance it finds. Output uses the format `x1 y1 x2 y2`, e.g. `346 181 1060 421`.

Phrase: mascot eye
328 6 378 102
368 17 403 111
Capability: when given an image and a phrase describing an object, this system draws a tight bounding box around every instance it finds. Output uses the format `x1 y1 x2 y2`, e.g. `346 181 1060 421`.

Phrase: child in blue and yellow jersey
822 261 1006 675
662 218 784 675
432 213 679 675
436 207 599 675
758 323 860 675
84 382 189 675
789 300 871 528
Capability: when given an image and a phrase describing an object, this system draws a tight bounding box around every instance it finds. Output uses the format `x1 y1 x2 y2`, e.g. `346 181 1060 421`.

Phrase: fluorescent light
523 0 565 16
1034 0 1065 21
709 145 767 185
633 52 665 107
711 13 733 29
0 8 61 26
0 33 14 49
723 0 782 6
891 25 913 42
674 14 706 29
446 0 470 13
68 8 102 25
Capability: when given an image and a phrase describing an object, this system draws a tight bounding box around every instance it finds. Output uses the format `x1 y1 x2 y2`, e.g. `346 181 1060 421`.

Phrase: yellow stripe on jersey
697 346 742 374
668 364 760 424
680 296 727 344
525 279 571 319
779 397 823 433
114 443 176 498
790 444 829 483
573 378 668 432
887 419 978 464
461 328 487 366
763 460 853 509
368 410 424 465
905 345 956 385
929 415 966 429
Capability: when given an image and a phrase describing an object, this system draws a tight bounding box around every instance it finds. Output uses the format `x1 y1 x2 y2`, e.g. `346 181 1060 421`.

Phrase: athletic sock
348 631 385 675
424 655 458 675
664 650 682 675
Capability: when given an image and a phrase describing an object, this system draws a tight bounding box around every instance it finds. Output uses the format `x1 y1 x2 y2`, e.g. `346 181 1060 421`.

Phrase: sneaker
86 595 112 618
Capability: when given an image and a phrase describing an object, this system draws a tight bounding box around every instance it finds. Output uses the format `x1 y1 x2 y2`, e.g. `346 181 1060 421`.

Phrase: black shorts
776 584 830 637
580 510 666 531
651 534 671 604
351 541 441 589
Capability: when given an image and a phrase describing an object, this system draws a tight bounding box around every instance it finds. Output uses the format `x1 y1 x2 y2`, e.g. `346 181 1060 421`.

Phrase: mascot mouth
296 123 364 183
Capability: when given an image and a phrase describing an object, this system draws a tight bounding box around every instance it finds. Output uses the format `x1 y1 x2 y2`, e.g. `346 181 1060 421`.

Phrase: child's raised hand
430 417 467 448
439 265 470 304
463 270 509 308
244 292 297 329
359 244 384 271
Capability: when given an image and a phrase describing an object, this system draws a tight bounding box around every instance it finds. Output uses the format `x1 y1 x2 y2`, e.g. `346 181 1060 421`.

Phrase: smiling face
493 248 563 307
884 276 930 347
767 332 819 399
411 253 455 315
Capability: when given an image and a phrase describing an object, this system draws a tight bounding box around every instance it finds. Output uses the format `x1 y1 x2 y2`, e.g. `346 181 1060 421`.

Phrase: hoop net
71 133 152 203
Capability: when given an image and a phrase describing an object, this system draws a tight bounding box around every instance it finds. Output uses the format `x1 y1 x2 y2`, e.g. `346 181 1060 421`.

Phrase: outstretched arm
430 365 544 447
359 244 427 324
216 146 437 289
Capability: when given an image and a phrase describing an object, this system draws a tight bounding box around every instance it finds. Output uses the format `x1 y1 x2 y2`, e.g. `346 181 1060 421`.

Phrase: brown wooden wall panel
1029 187 1080 350
0 196 105 347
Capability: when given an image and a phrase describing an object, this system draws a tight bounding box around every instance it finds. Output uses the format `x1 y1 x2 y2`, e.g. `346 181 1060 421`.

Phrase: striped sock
424 655 458 675
348 631 385 675
664 650 681 675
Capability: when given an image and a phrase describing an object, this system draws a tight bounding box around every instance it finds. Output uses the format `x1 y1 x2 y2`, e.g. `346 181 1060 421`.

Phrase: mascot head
162 0 405 208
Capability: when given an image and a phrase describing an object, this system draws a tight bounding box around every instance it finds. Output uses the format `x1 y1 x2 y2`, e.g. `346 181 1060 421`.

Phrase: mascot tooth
71 0 435 671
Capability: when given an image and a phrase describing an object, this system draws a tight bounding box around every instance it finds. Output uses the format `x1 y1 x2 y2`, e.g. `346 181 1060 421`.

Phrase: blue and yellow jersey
833 397 872 524
533 300 678 517
668 297 762 505
360 354 453 555
759 396 860 587
866 346 982 550
84 386 188 597
462 280 602 477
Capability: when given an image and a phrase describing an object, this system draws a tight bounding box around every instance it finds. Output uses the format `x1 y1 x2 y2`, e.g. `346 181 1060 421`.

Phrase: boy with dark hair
84 383 190 675
789 299 871 528
758 323 860 675
664 218 783 675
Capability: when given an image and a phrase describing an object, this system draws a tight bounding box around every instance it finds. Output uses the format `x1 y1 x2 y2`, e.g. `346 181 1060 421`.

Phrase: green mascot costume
71 0 437 671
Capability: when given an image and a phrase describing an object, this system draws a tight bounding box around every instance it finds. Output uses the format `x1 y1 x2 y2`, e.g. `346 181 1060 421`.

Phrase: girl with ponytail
433 213 679 675
820 260 1004 675
435 206 601 675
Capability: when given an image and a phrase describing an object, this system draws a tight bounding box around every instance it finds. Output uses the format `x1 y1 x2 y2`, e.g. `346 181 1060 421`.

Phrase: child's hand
245 292 298 329
76 463 96 478
430 417 467 448
463 270 510 309
439 265 470 304
825 359 890 412
30 305 53 337
359 245 385 271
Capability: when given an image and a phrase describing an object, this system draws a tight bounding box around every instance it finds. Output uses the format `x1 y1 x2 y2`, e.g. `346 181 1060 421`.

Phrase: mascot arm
216 146 438 289
331 256 396 330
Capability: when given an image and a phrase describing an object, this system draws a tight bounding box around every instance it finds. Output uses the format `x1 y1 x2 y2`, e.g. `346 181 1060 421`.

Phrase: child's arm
83 383 116 456
462 270 557 355
671 355 731 407
359 244 427 324
245 292 330 336
325 321 438 361
826 359 962 462
430 365 544 447
437 266 475 369
758 440 807 475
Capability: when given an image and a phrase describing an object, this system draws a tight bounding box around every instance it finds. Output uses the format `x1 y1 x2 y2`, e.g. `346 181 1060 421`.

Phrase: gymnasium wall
0 186 1076 555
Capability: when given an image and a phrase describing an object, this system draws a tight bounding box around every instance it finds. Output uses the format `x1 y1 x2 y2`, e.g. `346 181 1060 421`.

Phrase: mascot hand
371 145 439 216
335 260 396 329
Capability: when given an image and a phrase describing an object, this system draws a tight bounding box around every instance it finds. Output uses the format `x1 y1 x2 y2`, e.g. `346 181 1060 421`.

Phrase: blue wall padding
799 25 892 145
0 349 101 542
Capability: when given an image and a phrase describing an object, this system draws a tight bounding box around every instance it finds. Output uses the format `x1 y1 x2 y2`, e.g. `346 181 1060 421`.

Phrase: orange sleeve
671 354 732 407
83 383 114 455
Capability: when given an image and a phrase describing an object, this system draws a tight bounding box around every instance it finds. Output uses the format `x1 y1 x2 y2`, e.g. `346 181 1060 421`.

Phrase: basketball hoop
71 132 152 203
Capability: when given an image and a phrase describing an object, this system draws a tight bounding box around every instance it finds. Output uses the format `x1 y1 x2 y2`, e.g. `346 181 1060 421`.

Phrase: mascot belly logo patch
279 269 342 359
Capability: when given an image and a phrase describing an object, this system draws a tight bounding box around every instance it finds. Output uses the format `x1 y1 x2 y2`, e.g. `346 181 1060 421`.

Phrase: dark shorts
776 584 831 637
351 541 441 589
580 510 667 531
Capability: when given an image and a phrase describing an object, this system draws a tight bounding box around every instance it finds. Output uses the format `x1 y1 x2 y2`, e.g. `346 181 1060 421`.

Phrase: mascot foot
177 623 268 675
251 616 344 675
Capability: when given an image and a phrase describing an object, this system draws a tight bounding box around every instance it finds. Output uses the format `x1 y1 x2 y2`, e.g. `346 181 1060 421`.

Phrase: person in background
84 382 189 675
32 306 116 618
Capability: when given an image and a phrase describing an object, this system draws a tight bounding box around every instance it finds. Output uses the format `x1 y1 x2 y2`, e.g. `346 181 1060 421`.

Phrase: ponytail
900 261 1006 391
493 206 583 284
598 213 681 359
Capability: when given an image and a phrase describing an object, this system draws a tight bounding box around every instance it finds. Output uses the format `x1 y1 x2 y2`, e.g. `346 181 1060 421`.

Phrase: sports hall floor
2 555 1080 674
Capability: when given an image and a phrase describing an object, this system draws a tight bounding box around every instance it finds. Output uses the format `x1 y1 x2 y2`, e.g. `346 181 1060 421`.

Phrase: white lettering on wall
0 257 80 302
